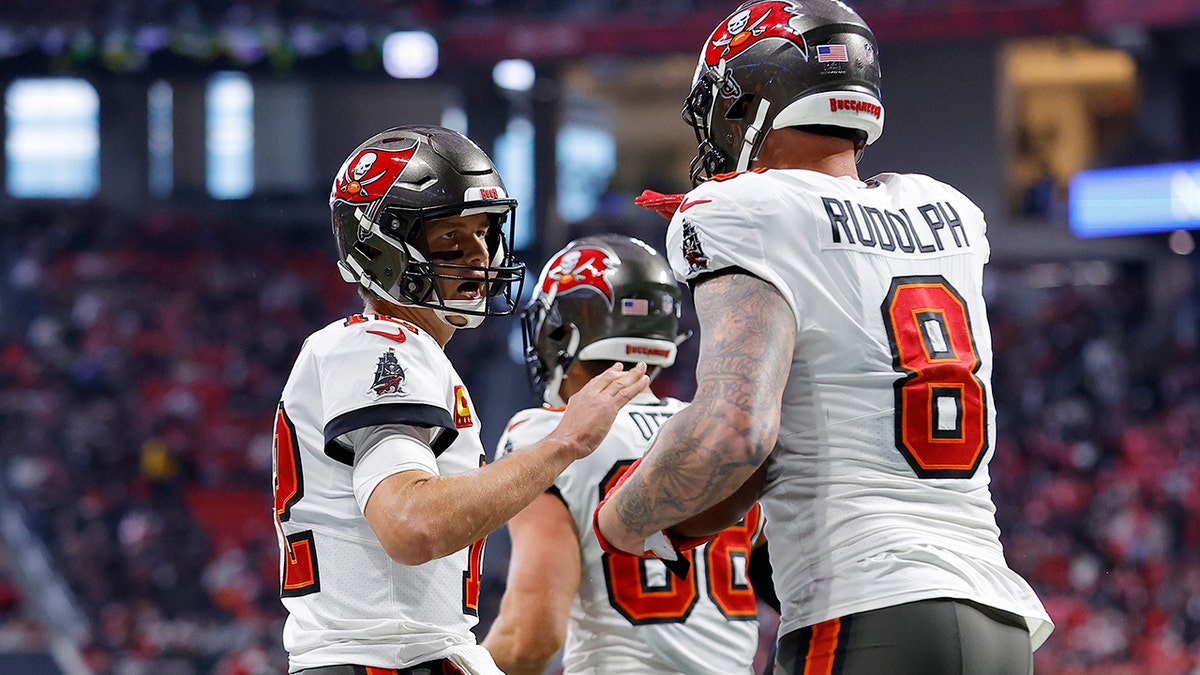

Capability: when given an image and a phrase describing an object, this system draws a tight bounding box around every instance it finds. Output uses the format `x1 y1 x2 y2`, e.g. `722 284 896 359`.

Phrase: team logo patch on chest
370 348 406 396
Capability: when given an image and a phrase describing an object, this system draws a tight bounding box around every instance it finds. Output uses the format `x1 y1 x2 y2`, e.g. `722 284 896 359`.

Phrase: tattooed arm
595 270 795 553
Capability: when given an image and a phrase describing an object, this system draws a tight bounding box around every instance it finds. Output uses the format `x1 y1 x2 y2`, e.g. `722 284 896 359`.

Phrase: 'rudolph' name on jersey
820 196 973 257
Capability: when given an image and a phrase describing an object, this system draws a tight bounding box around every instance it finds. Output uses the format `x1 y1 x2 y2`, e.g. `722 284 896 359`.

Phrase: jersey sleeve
318 323 459 465
665 177 800 319
352 425 441 513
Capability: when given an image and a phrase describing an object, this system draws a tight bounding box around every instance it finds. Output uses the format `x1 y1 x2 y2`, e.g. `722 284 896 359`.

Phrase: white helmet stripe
577 337 677 367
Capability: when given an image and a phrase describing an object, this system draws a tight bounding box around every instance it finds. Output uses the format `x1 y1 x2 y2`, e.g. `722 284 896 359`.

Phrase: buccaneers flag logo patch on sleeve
681 220 710 274
370 349 406 396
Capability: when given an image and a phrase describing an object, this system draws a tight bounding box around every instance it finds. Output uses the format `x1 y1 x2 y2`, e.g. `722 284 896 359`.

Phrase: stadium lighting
382 31 438 79
493 59 535 92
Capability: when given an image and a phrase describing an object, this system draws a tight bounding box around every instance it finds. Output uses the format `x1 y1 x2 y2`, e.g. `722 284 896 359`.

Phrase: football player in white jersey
482 234 765 675
273 126 649 675
595 2 1054 674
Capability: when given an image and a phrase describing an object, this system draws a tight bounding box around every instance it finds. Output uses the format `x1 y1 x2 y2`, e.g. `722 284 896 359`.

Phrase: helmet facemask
521 284 579 408
683 65 736 185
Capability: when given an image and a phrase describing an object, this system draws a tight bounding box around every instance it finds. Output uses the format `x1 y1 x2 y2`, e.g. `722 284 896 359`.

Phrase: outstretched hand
548 362 649 460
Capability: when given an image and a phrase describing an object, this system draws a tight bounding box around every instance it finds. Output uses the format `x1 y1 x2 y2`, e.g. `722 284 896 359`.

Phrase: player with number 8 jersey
595 2 1052 673
660 167 1053 647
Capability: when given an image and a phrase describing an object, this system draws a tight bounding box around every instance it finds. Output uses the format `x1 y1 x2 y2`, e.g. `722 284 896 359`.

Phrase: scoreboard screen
1069 160 1200 238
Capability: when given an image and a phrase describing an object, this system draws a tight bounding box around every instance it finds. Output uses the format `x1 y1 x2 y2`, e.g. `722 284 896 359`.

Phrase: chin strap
434 299 487 330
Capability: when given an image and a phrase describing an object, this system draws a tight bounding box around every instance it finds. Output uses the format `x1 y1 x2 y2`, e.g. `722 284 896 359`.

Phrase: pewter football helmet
330 125 525 328
684 0 884 183
523 235 683 406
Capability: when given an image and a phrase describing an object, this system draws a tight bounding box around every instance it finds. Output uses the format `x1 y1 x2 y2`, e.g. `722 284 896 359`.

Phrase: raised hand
546 362 649 460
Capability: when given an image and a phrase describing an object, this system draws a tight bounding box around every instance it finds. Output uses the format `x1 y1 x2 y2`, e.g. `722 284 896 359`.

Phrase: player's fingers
605 362 647 390
615 365 649 397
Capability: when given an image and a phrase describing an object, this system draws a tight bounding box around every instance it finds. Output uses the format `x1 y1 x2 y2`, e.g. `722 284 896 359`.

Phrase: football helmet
522 235 683 407
330 125 525 329
683 0 884 183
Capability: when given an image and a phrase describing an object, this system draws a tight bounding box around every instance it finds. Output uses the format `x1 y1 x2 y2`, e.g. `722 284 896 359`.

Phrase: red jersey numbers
882 276 988 478
462 453 487 615
274 403 320 597
598 460 759 624
704 503 761 620
603 549 700 625
463 537 485 616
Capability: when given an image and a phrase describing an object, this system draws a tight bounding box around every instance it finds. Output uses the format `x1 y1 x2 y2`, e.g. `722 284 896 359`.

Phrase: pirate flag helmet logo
705 1 808 67
333 145 418 203
540 247 616 304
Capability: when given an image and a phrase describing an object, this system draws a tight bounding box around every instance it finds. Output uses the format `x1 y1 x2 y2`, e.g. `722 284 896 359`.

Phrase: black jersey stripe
323 403 459 465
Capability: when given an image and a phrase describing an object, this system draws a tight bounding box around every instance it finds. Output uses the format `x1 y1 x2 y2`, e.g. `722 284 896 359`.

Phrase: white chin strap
434 299 487 330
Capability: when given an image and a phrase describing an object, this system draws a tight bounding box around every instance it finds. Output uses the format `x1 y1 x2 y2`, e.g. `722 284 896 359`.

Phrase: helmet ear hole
353 241 382 260
725 93 754 121
401 275 433 302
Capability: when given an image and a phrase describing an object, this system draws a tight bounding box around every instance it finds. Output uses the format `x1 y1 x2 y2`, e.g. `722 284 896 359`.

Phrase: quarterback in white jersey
276 313 491 668
483 235 763 675
597 2 1051 674
275 126 649 674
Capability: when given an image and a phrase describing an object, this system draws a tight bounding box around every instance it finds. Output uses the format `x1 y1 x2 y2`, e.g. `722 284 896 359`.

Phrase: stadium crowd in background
0 202 1196 673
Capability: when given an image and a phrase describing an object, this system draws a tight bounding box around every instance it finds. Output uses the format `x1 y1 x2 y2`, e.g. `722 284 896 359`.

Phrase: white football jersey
498 393 762 675
273 314 488 671
666 169 1052 649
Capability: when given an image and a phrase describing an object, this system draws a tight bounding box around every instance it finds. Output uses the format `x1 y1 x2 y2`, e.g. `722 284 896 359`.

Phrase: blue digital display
1068 161 1200 238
